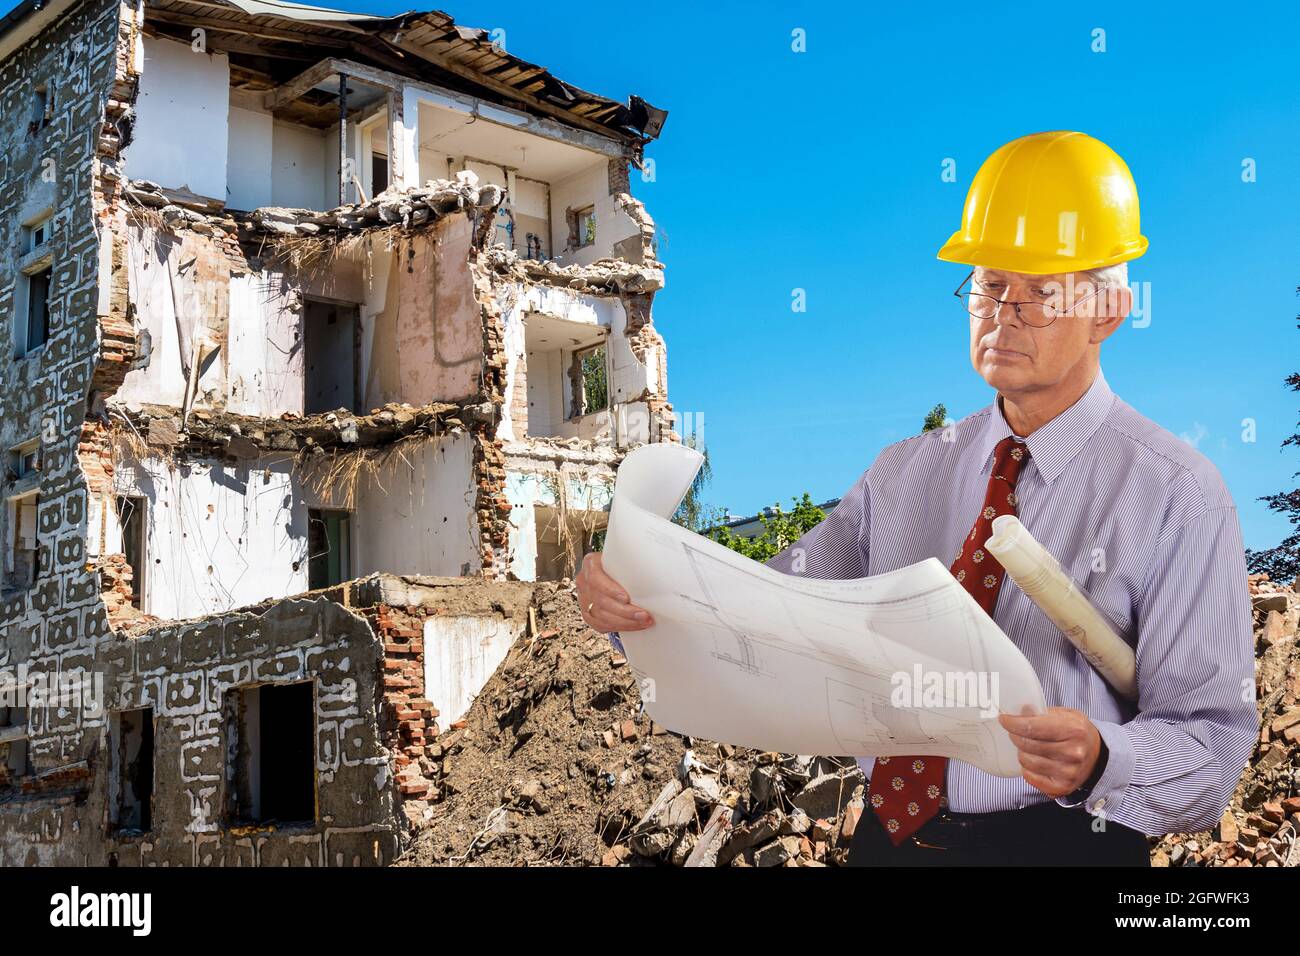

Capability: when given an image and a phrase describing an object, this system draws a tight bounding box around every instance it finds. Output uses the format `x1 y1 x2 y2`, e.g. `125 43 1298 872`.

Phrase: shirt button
1091 798 1106 811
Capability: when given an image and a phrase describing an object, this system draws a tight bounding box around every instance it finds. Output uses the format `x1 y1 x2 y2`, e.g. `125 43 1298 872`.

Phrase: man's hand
574 553 654 633
998 707 1101 798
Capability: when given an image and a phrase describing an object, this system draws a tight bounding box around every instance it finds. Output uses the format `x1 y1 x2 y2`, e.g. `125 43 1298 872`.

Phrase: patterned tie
867 434 1031 846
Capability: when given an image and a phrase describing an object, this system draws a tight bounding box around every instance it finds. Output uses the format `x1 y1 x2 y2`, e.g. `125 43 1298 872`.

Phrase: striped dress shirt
761 368 1258 836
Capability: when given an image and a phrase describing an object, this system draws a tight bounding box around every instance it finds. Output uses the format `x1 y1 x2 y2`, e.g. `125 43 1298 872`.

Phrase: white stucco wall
302 432 480 579
103 456 309 620
127 36 230 201
226 272 303 417
349 433 480 578
226 102 357 211
94 432 480 620
226 106 274 210
272 121 329 211
423 616 524 725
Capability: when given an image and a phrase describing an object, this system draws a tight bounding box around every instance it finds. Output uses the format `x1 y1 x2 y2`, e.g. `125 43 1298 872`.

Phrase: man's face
967 267 1119 393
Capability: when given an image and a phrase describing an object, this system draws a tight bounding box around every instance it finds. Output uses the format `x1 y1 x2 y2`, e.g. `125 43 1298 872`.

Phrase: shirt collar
979 368 1115 485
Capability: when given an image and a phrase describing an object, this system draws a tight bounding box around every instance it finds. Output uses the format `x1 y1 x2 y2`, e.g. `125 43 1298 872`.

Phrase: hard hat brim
936 234 1149 276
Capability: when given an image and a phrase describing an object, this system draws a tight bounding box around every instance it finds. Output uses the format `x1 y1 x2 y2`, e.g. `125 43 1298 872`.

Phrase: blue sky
448 0 1297 551
14 0 1298 550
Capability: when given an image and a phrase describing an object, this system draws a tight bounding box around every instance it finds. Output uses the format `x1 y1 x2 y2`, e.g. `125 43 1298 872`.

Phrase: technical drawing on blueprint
600 443 1047 777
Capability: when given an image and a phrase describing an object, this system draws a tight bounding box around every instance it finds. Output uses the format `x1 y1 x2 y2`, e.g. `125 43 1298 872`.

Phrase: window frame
15 213 54 359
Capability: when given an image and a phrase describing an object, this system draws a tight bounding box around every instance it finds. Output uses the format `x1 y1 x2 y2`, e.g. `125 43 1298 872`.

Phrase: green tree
671 431 722 532
581 347 608 412
1246 303 1300 580
706 494 827 562
922 403 948 432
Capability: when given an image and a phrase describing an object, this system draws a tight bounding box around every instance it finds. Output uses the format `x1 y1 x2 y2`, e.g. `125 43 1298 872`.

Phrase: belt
906 801 1060 850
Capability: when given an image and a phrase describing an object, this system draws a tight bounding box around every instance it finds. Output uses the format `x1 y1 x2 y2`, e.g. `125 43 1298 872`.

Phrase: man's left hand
998 707 1101 798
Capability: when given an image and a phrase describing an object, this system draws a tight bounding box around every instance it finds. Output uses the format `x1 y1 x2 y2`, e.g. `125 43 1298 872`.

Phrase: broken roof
130 0 666 146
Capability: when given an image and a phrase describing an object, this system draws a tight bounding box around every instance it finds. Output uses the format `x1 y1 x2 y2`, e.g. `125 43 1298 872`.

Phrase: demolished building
0 0 673 864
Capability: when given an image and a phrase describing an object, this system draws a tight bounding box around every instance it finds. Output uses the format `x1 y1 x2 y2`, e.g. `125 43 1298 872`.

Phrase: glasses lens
965 294 1055 326
966 293 999 318
1025 304 1056 326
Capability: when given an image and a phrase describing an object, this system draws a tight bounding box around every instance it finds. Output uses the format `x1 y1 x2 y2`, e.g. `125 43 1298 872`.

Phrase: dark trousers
847 799 1152 866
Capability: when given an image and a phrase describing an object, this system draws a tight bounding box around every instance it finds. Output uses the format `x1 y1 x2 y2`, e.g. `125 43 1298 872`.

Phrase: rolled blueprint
983 515 1137 701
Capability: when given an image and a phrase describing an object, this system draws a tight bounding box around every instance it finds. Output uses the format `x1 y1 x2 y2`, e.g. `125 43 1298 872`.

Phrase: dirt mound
401 573 1300 867
396 584 863 866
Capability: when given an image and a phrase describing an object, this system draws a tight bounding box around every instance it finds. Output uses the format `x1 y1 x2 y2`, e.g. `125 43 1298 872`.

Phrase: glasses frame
953 270 1107 328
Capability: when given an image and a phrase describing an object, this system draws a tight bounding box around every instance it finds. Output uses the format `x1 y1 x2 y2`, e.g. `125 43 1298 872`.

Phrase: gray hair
1078 262 1130 318
1082 262 1128 290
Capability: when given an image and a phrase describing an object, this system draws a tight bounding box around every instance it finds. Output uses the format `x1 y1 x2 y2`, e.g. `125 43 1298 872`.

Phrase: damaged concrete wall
0 593 401 866
498 284 618 443
550 160 641 268
0 0 129 790
364 217 482 408
114 222 233 410
97 454 310 620
92 431 480 622
505 456 616 582
301 432 481 581
114 218 370 417
115 203 483 418
364 574 536 828
495 272 670 450
226 270 304 416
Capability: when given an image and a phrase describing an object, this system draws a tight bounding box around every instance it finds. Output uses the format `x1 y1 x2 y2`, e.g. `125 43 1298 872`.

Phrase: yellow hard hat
937 131 1148 275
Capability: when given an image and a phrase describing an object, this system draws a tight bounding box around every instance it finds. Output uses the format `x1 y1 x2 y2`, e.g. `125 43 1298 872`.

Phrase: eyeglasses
953 270 1105 328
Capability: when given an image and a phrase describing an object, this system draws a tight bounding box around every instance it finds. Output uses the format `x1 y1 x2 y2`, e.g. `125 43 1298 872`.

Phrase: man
575 131 1258 866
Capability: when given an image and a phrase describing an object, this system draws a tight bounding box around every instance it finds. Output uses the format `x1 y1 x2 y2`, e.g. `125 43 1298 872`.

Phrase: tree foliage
922 403 948 432
704 494 827 562
1246 302 1300 581
671 431 718 532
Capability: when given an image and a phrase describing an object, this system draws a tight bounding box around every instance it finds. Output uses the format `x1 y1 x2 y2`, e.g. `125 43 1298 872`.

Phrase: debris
1155 574 1300 866
396 586 871 867
398 573 1300 867
126 175 503 244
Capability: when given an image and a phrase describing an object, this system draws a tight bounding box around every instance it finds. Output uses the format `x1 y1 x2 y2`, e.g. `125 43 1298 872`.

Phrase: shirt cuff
1055 718 1135 814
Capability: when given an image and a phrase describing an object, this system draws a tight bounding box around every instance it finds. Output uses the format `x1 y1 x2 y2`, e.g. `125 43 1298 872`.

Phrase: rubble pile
1153 573 1300 866
479 244 664 295
123 175 666 297
397 584 866 866
124 173 503 240
396 565 1300 867
120 399 494 459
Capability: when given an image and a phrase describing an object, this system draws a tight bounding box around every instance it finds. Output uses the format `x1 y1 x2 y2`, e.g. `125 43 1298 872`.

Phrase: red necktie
867 435 1031 846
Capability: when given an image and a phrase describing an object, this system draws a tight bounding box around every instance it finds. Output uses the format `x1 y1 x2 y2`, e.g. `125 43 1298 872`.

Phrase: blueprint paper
601 443 1047 777
984 514 1137 701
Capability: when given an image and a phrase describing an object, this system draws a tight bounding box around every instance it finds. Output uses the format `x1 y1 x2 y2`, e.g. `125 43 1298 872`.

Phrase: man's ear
1090 285 1131 344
